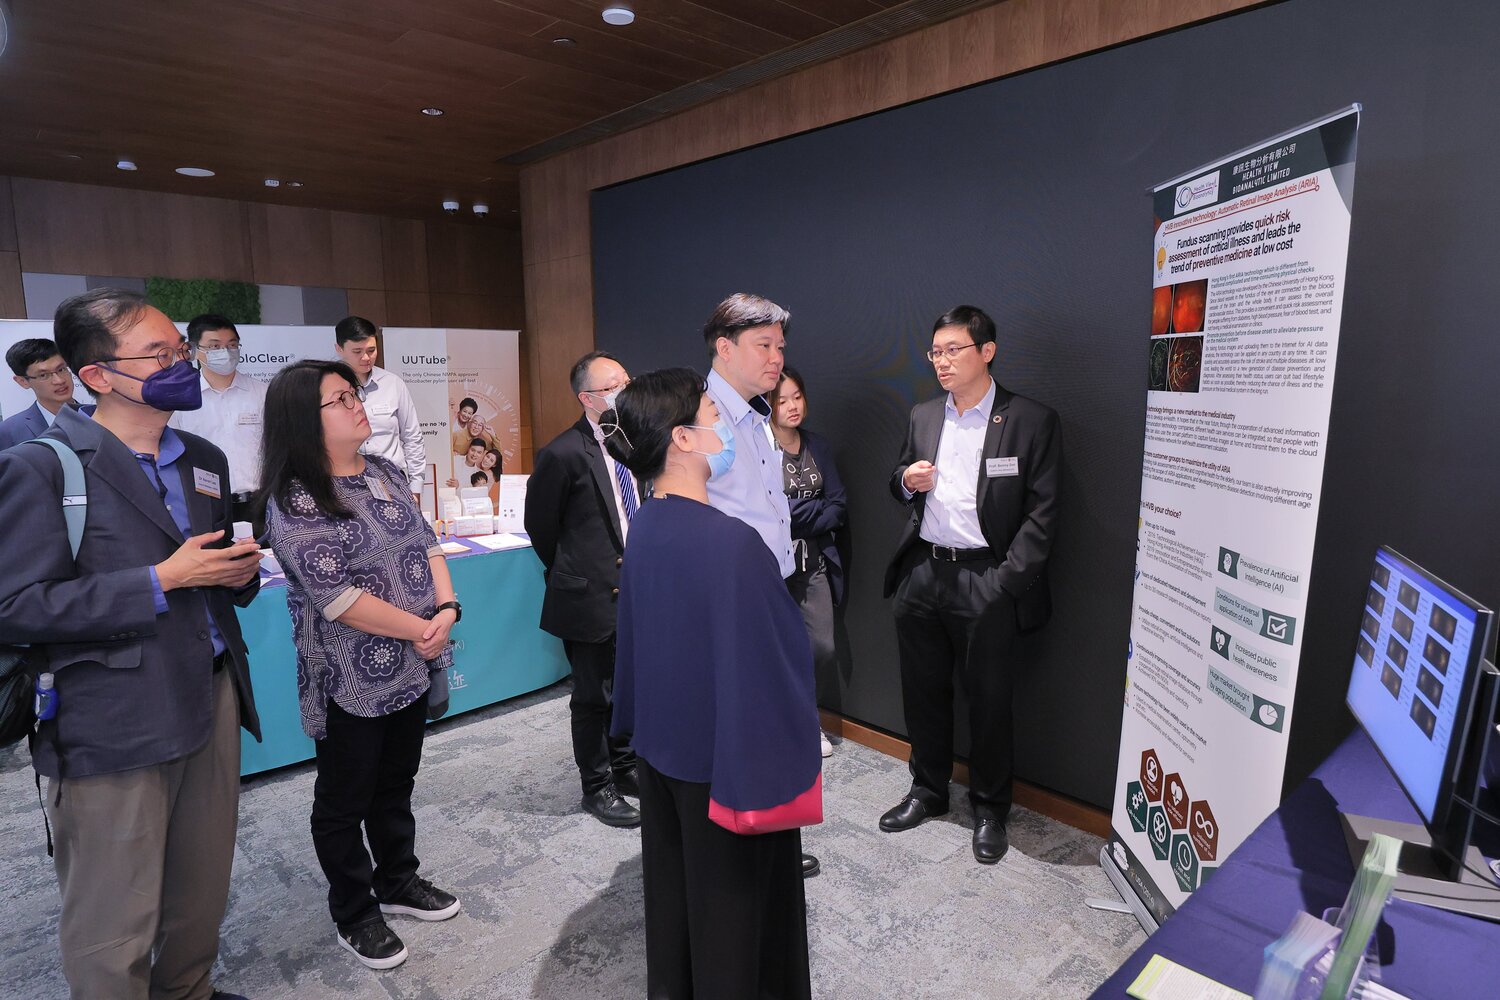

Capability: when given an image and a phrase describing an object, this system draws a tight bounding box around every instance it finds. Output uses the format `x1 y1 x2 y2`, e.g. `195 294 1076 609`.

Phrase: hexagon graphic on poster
1190 799 1220 861
1147 804 1171 861
1140 748 1164 802
1163 772 1189 830
1125 780 1148 833
1171 833 1201 893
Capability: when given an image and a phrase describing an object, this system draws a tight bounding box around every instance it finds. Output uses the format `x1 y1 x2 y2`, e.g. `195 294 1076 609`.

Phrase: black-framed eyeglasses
583 377 631 395
24 365 73 384
320 386 367 410
100 343 195 370
926 343 978 363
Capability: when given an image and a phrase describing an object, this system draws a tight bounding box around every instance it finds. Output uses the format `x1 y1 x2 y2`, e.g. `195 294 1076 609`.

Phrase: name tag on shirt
986 457 1020 478
365 475 395 503
193 467 221 498
237 412 261 426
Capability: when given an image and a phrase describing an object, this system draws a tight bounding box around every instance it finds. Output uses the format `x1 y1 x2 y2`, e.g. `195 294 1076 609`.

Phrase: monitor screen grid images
1346 547 1490 824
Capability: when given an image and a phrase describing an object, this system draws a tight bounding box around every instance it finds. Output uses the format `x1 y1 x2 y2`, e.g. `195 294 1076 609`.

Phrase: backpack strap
27 437 87 559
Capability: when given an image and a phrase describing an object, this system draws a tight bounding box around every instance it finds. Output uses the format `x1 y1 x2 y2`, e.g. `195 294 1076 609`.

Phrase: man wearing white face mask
170 314 268 528
524 350 642 828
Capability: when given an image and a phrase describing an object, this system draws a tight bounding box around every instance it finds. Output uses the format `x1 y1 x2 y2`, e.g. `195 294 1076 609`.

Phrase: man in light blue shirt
701 292 820 878
703 294 795 579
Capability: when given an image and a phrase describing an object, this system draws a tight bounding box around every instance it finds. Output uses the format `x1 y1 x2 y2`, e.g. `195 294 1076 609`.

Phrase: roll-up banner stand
1102 107 1362 930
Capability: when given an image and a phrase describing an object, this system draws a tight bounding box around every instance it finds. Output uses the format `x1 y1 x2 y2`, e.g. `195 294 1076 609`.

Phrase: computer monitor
1344 546 1500 918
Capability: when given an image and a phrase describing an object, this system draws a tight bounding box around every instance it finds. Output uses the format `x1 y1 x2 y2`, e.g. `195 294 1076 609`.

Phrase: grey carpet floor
0 682 1144 998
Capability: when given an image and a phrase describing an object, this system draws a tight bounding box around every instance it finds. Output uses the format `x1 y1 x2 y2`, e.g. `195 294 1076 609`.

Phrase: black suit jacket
883 383 1062 632
524 415 634 644
0 405 260 778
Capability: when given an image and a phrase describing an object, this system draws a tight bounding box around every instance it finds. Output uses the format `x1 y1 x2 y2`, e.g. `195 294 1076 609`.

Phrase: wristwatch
435 601 462 622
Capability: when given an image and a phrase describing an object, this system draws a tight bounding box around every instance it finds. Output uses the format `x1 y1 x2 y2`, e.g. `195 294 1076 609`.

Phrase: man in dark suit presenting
525 351 641 828
879 305 1061 864
0 289 262 998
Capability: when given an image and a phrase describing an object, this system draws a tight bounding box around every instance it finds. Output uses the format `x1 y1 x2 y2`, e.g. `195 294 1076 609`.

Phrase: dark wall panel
591 0 1500 808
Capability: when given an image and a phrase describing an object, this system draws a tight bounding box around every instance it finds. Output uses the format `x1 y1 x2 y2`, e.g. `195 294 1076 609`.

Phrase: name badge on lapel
986 457 1019 478
365 475 395 503
192 467 222 498
237 412 262 426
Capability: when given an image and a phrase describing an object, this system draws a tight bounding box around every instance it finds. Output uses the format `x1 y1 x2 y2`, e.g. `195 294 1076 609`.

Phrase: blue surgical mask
200 347 240 376
684 421 735 480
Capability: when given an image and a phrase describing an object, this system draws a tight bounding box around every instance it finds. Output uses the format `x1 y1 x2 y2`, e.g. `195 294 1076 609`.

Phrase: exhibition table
238 535 569 776
1093 730 1500 998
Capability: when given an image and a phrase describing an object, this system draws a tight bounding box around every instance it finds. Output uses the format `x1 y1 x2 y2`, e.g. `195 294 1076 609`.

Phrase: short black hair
470 471 488 487
703 293 790 362
54 288 151 397
335 315 378 346
458 397 478 413
933 305 997 368
6 338 63 377
775 365 807 401
467 438 486 452
186 313 238 345
569 350 621 395
602 367 704 482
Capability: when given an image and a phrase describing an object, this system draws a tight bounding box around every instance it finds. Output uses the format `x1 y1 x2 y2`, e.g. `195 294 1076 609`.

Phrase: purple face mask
99 359 203 411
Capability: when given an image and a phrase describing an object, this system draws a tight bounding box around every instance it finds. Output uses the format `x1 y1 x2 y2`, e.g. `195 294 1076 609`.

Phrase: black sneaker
379 876 462 921
338 920 408 970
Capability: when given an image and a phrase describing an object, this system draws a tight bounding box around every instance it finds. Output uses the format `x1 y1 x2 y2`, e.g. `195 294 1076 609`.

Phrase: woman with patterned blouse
259 360 462 972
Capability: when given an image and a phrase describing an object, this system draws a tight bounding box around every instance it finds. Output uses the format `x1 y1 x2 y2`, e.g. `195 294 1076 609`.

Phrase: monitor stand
1340 812 1500 921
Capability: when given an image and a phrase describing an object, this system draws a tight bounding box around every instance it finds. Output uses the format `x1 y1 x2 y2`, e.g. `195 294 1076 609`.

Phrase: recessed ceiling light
116 159 138 171
0 1 10 60
57 153 83 161
421 107 445 117
176 166 215 177
284 180 305 188
601 7 635 26
552 36 576 46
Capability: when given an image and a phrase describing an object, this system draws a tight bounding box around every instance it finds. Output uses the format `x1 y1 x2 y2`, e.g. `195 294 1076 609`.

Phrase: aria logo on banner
1173 171 1220 215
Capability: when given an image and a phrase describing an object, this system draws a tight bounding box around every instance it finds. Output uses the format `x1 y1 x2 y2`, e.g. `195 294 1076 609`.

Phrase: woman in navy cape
604 367 819 1000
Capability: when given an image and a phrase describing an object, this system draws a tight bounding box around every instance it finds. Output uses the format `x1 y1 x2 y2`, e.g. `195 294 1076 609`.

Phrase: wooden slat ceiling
0 0 910 226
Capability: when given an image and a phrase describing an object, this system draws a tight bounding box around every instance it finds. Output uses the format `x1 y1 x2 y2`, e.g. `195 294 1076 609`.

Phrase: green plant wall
145 277 261 323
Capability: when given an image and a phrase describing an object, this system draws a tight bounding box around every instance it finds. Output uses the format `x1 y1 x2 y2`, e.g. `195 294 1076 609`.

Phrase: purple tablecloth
1092 730 1500 999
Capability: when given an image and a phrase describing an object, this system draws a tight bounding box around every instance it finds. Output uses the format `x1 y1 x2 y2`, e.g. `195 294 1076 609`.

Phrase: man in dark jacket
524 350 641 828
879 305 1061 865
0 288 262 999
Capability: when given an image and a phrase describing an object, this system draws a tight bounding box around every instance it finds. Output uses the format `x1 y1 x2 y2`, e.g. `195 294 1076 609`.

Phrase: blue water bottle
34 672 58 721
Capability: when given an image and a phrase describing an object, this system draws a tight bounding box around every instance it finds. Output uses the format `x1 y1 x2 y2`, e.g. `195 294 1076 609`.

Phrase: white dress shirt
359 366 427 494
705 368 795 578
919 377 996 550
39 403 58 428
590 417 638 543
169 371 269 492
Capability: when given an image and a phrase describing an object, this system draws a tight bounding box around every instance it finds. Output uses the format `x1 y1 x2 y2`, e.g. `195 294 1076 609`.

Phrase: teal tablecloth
239 535 569 776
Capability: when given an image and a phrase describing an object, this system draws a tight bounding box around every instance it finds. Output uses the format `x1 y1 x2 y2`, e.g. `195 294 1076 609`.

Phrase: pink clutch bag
708 773 823 835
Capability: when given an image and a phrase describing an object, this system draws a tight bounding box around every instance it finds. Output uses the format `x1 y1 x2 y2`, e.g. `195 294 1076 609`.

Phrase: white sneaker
820 733 833 758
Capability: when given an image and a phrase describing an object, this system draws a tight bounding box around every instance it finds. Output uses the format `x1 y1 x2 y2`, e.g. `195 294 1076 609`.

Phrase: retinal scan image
1398 581 1420 613
1416 667 1444 709
1410 696 1438 740
1393 612 1414 643
1386 635 1408 669
1381 662 1404 699
1362 610 1381 642
1357 635 1375 667
1424 635 1451 675
1429 604 1458 643
1373 563 1391 589
1367 586 1386 616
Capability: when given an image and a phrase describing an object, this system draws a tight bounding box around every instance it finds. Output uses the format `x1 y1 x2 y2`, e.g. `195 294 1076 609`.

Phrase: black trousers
892 549 1019 822
563 636 637 795
311 694 428 930
638 759 811 1000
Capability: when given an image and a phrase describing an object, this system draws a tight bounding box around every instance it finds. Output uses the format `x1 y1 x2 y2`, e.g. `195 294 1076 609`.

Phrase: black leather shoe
973 819 1008 864
582 786 642 828
801 853 820 878
879 795 948 832
614 768 640 798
